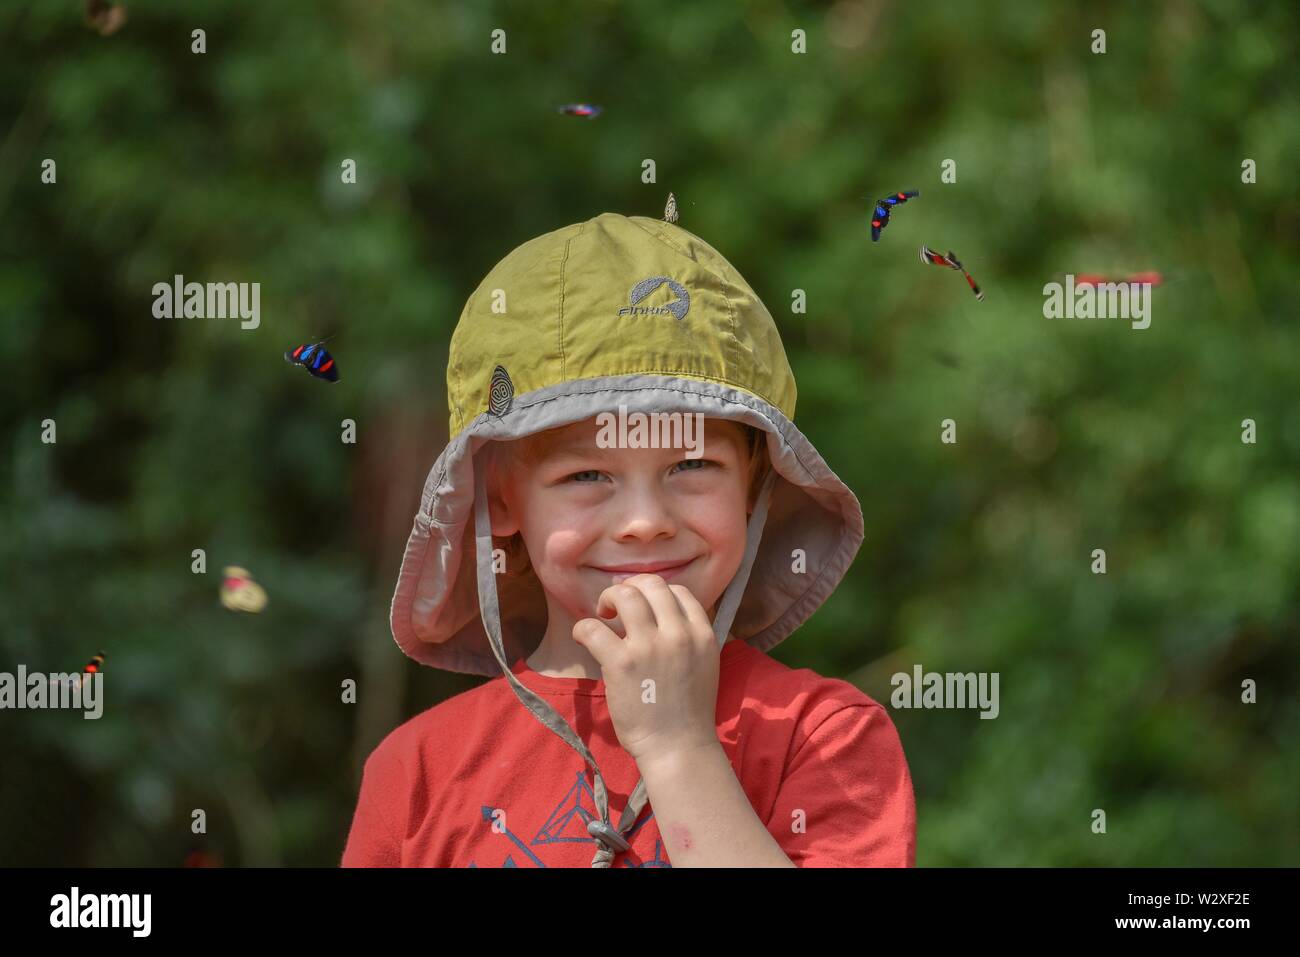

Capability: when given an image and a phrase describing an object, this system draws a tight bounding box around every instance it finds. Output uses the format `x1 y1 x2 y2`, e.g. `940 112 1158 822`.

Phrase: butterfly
920 245 984 301
664 192 679 224
870 190 919 242
557 103 602 118
85 0 128 35
488 365 514 417
1052 271 1190 295
1073 272 1165 287
220 566 268 614
69 652 105 691
284 340 339 382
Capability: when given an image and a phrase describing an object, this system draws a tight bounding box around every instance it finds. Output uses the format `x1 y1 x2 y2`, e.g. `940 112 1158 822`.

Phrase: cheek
535 527 590 570
511 487 591 568
692 489 750 560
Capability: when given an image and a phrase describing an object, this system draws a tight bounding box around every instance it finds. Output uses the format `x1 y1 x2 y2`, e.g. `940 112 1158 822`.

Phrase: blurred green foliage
0 1 1296 866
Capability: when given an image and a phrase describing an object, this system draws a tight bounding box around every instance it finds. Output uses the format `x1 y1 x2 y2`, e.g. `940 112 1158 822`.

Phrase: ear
484 448 521 538
745 436 769 517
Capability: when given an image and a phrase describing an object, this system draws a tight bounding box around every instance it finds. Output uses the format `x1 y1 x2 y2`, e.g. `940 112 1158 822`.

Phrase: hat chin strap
473 449 778 867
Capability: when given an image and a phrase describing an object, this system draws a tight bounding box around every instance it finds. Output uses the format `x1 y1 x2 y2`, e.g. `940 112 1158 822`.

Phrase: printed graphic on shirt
468 770 672 867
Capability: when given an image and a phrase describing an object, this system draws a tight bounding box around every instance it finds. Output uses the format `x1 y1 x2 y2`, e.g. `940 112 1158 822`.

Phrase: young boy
341 212 915 867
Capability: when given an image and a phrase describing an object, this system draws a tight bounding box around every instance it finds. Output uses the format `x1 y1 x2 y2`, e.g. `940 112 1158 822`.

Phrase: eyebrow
536 443 617 465
535 432 744 465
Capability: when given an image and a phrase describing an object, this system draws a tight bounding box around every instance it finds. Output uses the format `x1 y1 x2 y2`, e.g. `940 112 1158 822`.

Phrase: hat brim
389 374 864 677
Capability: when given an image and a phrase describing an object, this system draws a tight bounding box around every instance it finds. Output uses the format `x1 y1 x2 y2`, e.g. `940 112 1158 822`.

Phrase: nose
611 480 677 542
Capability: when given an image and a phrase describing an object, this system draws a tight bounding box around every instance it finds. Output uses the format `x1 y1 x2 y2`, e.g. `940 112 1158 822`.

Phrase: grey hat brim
389 374 864 677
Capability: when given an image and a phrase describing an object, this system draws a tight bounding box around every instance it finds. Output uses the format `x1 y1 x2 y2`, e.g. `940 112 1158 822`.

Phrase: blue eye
568 470 604 483
672 459 711 473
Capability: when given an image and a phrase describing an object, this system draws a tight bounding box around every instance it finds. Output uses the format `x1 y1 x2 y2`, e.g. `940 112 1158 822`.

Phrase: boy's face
487 417 757 628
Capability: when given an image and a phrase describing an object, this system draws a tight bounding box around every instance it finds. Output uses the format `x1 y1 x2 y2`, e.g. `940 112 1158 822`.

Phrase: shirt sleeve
340 745 409 867
765 702 916 867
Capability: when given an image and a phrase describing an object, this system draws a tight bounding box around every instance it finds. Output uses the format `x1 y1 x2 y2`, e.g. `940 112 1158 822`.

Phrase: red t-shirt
341 638 916 867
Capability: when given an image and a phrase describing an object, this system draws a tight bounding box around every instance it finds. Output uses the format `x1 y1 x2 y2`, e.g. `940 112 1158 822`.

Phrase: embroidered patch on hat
617 276 690 321
488 365 514 416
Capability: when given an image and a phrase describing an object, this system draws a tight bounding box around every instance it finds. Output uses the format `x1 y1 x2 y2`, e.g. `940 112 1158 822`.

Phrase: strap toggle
586 819 631 853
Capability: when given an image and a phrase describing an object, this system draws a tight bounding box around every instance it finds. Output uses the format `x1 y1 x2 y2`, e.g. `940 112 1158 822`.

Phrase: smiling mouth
591 559 695 582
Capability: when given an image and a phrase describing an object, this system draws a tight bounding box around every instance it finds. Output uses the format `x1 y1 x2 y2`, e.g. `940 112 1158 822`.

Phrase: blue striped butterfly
871 190 919 242
284 339 339 382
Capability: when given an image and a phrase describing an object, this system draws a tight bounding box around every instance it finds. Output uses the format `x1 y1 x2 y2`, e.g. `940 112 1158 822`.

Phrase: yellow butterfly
220 567 268 613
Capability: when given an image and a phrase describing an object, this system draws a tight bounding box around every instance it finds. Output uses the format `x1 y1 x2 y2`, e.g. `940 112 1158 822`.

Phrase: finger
619 574 691 636
597 582 657 637
571 617 624 665
667 584 713 636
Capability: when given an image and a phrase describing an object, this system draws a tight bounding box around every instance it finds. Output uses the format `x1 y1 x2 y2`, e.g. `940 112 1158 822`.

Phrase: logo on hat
618 276 690 321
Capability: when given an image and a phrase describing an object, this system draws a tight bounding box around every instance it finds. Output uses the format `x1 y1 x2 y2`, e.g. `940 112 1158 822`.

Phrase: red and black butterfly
284 340 339 382
920 245 984 301
871 190 919 242
557 103 601 118
1052 270 1190 293
1073 271 1165 287
71 651 105 690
